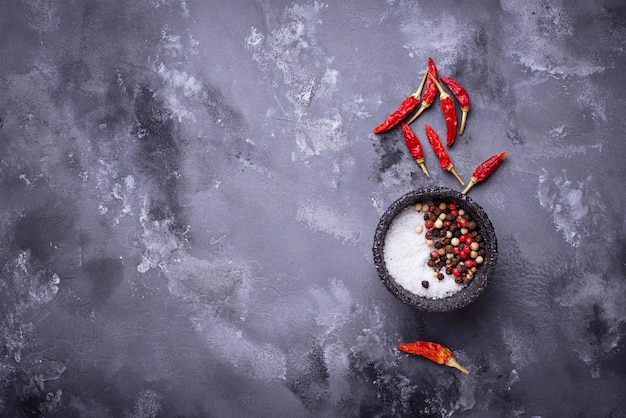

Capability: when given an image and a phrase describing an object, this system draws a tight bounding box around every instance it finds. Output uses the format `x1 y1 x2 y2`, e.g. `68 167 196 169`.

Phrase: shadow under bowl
373 187 497 313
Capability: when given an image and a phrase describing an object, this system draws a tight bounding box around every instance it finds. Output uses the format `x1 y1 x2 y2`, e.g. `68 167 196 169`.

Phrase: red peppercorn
429 205 436 212
459 234 467 243
452 268 461 276
451 209 459 217
464 260 474 268
457 218 467 228
465 235 473 244
448 203 456 211
430 251 439 259
425 220 434 229
444 221 451 227
453 247 460 255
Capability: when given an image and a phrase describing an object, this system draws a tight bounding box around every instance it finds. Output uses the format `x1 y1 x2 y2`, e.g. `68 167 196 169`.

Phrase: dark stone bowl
372 187 497 312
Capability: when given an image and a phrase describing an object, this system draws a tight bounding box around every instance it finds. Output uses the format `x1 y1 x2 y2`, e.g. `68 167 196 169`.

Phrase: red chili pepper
406 58 439 124
397 341 469 374
373 70 428 134
462 152 508 194
428 73 457 147
424 124 464 185
440 76 470 135
401 122 429 177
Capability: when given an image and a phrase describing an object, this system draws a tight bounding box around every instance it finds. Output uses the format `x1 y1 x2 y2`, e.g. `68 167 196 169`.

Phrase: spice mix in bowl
373 187 497 312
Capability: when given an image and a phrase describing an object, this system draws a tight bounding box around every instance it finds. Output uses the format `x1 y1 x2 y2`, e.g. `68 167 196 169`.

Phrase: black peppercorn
422 280 429 288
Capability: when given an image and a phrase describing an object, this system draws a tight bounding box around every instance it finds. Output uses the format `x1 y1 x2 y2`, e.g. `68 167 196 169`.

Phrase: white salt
384 206 464 299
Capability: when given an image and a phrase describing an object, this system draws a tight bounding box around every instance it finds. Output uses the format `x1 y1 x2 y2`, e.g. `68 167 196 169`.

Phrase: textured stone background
1 0 625 416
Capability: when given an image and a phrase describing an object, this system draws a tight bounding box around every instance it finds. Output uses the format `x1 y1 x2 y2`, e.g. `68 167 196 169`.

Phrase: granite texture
1 0 625 416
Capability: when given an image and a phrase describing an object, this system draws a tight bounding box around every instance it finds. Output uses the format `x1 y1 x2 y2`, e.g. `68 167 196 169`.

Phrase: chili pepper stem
459 109 468 135
462 176 478 194
406 104 427 125
416 158 430 177
428 73 450 100
448 165 465 186
445 356 469 374
406 71 430 124
410 69 429 100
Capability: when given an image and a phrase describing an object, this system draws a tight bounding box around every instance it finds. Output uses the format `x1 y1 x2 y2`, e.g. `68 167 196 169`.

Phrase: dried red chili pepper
424 124 464 185
406 58 439 124
462 152 508 194
401 122 429 177
428 73 457 147
441 76 470 135
397 341 469 374
373 70 428 134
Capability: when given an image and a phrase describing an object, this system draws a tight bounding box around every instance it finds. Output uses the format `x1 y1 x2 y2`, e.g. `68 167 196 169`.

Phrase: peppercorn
422 280 429 288
437 273 444 280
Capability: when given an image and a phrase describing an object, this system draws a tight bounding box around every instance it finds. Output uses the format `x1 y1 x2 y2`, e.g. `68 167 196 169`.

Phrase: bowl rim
372 187 497 312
